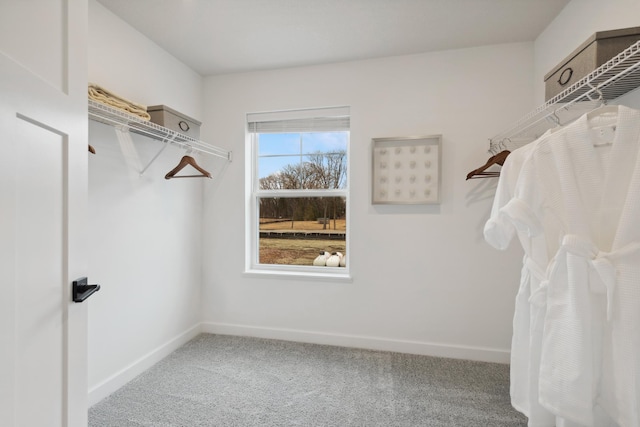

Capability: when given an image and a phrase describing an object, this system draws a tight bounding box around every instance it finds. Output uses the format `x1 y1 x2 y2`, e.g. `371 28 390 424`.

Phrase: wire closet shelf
88 98 232 161
489 39 640 153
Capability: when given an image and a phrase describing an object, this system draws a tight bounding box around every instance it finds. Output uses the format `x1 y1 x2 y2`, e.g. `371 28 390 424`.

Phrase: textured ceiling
97 0 570 76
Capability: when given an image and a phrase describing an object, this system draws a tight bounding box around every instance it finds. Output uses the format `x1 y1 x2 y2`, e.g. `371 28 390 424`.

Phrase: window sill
243 267 352 283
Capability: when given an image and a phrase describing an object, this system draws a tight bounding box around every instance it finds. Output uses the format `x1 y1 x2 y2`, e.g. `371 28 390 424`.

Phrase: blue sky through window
258 131 348 178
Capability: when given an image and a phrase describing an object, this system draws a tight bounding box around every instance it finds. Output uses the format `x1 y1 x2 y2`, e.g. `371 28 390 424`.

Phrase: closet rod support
140 135 175 176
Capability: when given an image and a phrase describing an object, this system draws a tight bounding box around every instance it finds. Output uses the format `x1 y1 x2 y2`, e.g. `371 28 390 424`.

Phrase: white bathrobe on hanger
483 128 592 427
503 105 640 426
484 135 553 427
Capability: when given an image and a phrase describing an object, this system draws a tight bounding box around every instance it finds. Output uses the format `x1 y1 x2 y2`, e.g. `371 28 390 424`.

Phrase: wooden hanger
465 150 510 180
165 155 212 179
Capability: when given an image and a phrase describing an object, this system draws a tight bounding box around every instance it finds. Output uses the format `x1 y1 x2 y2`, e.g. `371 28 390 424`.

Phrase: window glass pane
257 131 348 189
300 152 347 189
258 197 346 266
258 151 347 190
301 132 348 154
258 133 300 156
258 155 300 181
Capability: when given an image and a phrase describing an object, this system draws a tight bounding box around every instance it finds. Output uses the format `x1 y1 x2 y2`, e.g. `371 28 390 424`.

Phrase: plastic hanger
586 103 618 120
165 155 212 179
586 104 618 147
465 150 510 180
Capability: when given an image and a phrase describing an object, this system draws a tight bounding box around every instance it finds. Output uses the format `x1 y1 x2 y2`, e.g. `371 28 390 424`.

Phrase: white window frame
245 106 351 281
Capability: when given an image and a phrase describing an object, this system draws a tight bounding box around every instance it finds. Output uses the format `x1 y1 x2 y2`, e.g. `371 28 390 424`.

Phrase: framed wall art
371 135 442 205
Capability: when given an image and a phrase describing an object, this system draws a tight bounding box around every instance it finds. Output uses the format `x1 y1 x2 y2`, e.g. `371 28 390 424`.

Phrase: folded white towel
88 83 151 121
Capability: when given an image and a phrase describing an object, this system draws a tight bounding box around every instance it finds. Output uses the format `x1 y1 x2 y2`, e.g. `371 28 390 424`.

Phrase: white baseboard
201 322 510 364
88 323 202 407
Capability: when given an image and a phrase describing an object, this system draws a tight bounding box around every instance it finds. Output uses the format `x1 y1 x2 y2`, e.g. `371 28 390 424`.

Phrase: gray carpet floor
89 334 527 426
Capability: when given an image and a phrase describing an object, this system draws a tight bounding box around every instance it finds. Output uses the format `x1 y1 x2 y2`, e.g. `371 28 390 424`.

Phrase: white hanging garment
483 129 596 427
503 105 640 426
485 133 556 427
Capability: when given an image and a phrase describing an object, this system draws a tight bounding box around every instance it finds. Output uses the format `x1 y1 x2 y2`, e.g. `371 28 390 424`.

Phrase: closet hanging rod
88 99 232 161
489 39 640 151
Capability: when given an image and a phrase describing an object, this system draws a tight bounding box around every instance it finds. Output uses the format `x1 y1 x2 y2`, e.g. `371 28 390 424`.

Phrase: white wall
87 0 205 405
534 0 640 107
87 0 204 120
201 43 534 362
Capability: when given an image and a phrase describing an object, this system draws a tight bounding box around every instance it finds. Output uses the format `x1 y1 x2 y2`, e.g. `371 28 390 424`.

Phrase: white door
0 1 90 426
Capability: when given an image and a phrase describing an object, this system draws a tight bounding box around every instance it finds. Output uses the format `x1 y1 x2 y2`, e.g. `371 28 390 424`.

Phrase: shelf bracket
586 81 606 103
140 134 176 176
114 126 143 173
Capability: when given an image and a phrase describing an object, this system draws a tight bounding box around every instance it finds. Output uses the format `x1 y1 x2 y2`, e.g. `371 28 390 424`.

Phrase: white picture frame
371 135 442 205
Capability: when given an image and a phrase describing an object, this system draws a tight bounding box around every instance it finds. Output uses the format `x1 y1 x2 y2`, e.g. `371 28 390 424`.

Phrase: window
246 107 350 277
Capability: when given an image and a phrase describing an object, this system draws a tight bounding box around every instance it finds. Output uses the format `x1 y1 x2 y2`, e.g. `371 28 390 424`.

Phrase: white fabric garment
485 131 590 427
502 105 640 426
485 132 557 427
